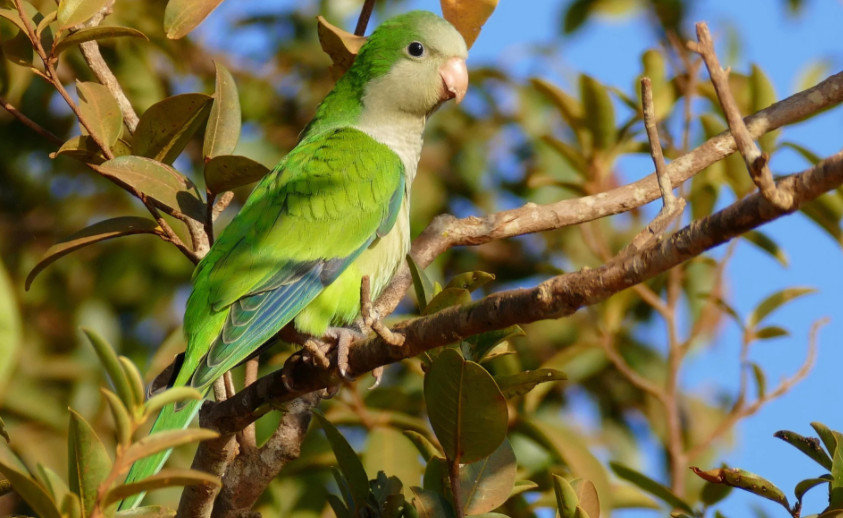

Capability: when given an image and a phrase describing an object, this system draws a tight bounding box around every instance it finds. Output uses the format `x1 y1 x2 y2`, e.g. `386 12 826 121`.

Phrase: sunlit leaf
831 431 843 509
93 156 206 221
0 261 21 400
422 287 471 315
119 355 146 408
144 386 203 418
26 217 160 289
204 155 269 194
53 26 147 54
402 430 442 462
82 328 135 410
317 15 366 77
812 422 838 458
441 0 498 48
795 476 830 503
774 430 831 470
132 93 213 164
203 62 241 159
575 479 600 518
122 428 219 467
580 75 615 152
690 466 790 511
76 80 122 147
444 271 495 293
68 409 112 515
101 388 132 446
424 349 508 463
459 439 516 515
364 427 423 495
57 0 108 29
510 479 539 498
611 462 693 513
313 411 369 512
553 475 579 518
163 0 225 39
104 468 219 506
750 65 778 152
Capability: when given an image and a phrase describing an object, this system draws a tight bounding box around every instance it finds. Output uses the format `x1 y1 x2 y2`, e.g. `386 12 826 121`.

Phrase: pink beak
439 57 468 104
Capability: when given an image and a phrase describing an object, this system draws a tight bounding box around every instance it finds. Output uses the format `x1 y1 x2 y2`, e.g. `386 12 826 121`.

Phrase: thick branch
205 150 843 433
374 70 843 317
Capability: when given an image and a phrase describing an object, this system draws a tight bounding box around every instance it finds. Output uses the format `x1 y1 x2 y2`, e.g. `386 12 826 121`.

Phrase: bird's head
352 11 469 117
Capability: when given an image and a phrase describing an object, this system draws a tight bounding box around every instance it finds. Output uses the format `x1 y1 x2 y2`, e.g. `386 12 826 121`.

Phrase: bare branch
205 150 843 433
374 70 843 318
354 0 377 36
0 96 62 144
692 22 793 210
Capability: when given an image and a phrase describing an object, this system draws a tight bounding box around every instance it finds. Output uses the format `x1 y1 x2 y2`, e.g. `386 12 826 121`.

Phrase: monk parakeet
120 10 467 508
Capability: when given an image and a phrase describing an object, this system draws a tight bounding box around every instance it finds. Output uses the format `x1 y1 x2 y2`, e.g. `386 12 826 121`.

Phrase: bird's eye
407 41 425 57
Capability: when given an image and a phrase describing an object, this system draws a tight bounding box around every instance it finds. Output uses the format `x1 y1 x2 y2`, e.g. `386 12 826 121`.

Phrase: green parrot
120 10 467 509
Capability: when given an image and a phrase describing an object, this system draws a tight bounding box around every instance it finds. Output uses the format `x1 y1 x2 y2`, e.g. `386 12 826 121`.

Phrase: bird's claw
325 327 363 381
360 275 405 347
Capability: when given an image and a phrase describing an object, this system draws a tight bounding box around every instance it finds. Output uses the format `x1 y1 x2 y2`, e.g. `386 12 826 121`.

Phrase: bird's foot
360 275 405 347
324 326 365 381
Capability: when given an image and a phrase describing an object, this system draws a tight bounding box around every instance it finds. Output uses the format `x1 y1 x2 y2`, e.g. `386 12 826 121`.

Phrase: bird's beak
439 57 468 104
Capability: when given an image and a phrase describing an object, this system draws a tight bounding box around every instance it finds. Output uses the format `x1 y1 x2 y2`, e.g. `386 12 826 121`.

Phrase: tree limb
205 149 843 433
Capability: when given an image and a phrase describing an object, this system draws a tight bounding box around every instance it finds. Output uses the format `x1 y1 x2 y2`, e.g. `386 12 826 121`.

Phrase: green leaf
750 363 766 399
115 505 177 517
422 456 448 495
0 8 28 32
780 141 821 166
0 444 62 518
611 462 693 513
93 156 206 221
132 93 213 164
34 463 70 505
327 493 352 518
422 287 471 315
76 80 122 147
754 326 789 340
82 328 135 411
795 476 830 503
750 64 777 153
801 193 843 244
312 411 369 512
459 439 517 515
464 325 525 364
553 475 579 518
580 74 616 152
747 287 816 328
163 0 226 39
363 427 423 495
530 78 584 134
144 386 203 417
0 261 21 400
57 0 108 29
54 26 148 55
444 271 495 293
509 479 538 498
691 466 790 511
68 409 112 515
541 135 588 172
0 416 8 443
831 432 843 509
25 216 160 289
494 368 566 398
122 428 219 467
203 155 269 194
407 255 436 309
104 468 219 506
51 135 106 164
101 388 132 446
562 0 596 34
402 430 442 462
410 486 455 518
812 422 838 457
742 230 788 267
203 62 241 159
424 349 508 463
119 356 146 408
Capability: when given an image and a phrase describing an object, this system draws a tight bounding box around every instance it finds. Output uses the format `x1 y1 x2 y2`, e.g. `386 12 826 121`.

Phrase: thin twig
641 77 675 208
354 0 377 36
0 96 62 144
691 22 793 210
598 329 666 403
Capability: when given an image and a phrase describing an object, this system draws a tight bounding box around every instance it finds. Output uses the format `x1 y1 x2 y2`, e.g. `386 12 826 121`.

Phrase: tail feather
118 398 203 510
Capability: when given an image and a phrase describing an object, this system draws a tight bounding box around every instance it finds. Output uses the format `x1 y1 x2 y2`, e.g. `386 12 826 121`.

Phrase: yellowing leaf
441 0 498 48
203 62 241 159
103 469 219 506
54 26 148 55
317 16 366 78
57 0 108 30
132 93 213 164
204 155 269 194
163 0 225 39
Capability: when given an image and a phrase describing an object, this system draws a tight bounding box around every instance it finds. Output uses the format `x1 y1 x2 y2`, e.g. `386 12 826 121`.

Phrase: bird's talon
369 366 384 389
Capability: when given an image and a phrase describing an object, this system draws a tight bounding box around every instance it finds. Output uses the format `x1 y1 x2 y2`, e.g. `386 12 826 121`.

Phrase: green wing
182 127 405 390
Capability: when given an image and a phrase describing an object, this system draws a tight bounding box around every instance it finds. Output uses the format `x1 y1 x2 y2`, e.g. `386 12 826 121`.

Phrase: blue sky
202 0 843 515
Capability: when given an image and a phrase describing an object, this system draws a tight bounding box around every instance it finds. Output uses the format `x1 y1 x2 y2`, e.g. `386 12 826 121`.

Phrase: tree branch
205 150 843 433
373 70 843 318
0 96 62 144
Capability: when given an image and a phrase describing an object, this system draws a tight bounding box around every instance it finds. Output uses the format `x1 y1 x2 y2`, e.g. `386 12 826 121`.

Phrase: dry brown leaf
441 0 498 48
316 16 367 79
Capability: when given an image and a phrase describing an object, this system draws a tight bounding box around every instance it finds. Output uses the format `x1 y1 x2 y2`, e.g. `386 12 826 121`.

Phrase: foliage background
0 0 841 516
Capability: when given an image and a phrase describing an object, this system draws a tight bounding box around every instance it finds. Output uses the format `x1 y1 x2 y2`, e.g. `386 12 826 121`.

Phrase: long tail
118 398 203 510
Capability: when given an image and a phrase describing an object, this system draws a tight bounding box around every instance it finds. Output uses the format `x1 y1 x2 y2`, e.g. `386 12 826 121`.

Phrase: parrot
120 10 468 509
